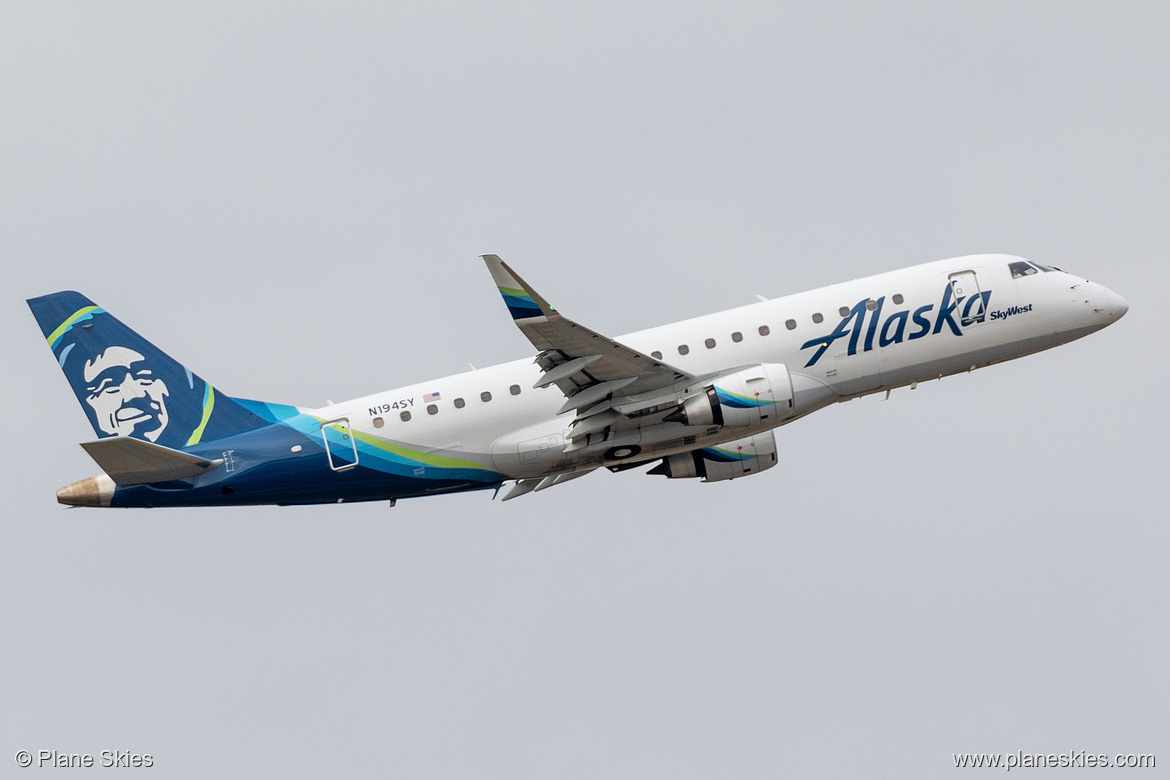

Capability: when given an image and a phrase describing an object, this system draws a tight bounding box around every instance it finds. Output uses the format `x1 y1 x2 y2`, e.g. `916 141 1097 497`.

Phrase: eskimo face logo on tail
800 283 993 368
82 346 171 441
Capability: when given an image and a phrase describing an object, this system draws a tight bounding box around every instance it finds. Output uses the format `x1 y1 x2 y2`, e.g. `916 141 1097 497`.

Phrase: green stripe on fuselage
351 429 488 471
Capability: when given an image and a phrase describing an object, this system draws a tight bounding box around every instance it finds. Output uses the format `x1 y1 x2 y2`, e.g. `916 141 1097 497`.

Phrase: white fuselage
308 255 1126 480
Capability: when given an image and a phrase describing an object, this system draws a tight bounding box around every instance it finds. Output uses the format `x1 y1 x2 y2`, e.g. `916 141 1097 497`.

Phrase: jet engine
648 431 778 482
663 362 794 429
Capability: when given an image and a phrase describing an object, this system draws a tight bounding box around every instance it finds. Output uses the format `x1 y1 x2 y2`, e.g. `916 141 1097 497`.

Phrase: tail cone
56 474 115 507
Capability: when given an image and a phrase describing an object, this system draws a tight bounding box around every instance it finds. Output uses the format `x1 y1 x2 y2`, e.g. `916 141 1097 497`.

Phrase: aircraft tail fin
27 291 267 448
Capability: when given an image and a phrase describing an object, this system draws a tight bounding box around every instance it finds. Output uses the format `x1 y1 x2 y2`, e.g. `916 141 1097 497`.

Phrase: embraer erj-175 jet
29 254 1127 508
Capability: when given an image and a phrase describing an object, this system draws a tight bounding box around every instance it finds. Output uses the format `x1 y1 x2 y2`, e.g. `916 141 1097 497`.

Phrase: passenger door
321 418 359 472
949 271 986 327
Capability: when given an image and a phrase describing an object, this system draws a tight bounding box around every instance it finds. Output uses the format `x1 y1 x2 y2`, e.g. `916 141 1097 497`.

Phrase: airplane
28 253 1127 509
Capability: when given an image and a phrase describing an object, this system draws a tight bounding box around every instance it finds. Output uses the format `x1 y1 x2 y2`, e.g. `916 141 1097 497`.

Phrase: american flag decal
423 391 441 402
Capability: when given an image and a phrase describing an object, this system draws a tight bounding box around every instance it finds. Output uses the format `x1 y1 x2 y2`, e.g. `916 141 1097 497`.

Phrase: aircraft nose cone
1110 290 1129 320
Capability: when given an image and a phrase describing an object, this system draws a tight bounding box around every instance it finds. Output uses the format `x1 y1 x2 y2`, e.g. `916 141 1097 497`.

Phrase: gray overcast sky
2 2 1166 777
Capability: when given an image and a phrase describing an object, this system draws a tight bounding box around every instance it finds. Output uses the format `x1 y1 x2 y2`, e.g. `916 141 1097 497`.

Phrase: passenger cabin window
1010 261 1039 279
480 391 492 402
839 306 850 317
510 384 521 395
812 313 824 324
373 417 385 428
651 351 662 359
454 397 466 408
705 338 716 349
785 319 796 330
678 344 689 355
892 294 904 305
427 404 438 415
400 411 411 422
866 299 878 311
731 332 743 343
758 325 770 336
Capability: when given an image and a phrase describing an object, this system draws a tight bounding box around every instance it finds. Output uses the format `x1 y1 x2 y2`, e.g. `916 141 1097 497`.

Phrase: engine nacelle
649 431 778 482
665 363 795 429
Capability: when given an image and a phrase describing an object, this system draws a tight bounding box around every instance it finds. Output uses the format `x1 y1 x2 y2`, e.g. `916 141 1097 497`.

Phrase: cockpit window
1031 262 1060 272
1009 261 1039 279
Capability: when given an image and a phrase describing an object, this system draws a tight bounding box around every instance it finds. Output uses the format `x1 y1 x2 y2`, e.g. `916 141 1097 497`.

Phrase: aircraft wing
483 254 693 399
483 254 700 448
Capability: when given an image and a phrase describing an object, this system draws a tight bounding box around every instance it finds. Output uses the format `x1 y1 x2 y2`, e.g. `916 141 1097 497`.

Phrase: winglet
481 254 556 321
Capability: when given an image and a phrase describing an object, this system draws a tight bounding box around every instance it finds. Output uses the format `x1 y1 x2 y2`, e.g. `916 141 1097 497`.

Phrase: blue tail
28 291 267 449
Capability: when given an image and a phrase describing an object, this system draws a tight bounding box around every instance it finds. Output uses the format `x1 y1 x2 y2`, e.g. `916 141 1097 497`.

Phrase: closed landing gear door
519 434 565 467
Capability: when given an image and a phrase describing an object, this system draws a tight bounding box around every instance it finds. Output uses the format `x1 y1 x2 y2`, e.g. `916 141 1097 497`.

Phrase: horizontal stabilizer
80 437 224 486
